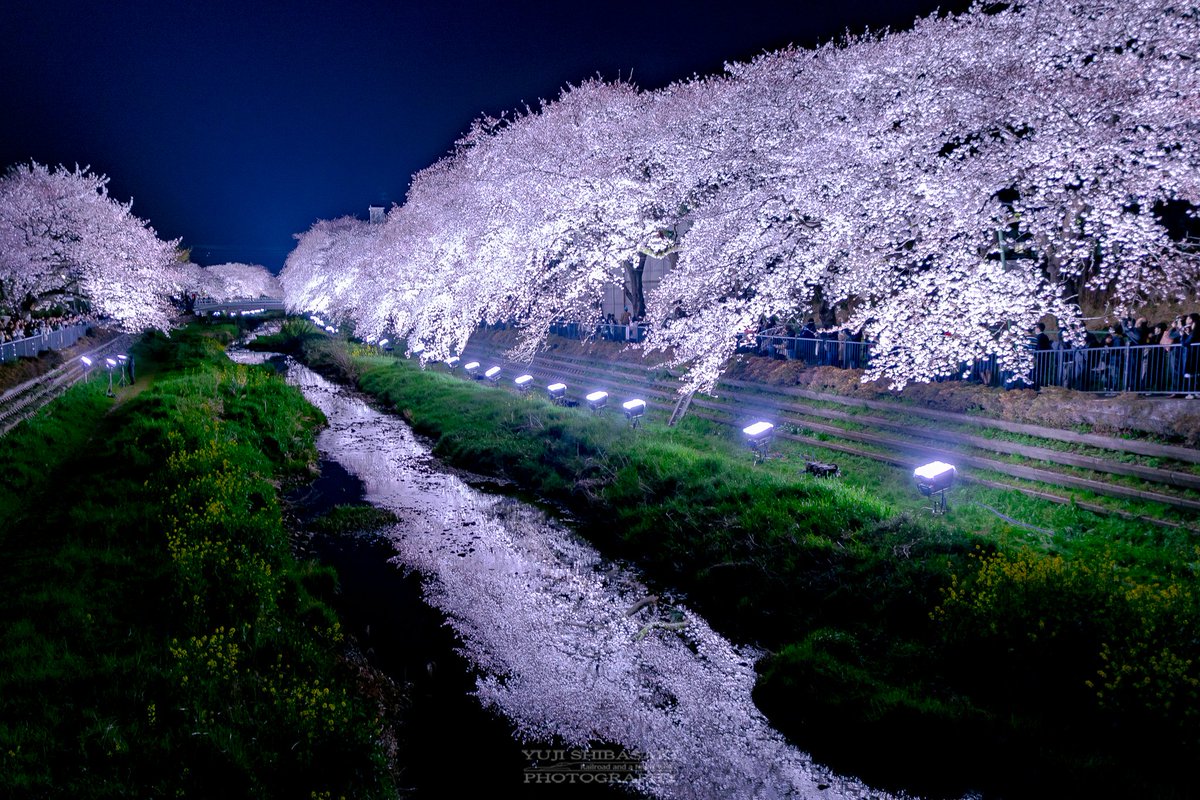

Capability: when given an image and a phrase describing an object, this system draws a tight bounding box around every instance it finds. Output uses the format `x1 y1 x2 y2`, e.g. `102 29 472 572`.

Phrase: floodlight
547 383 567 404
622 398 646 427
742 421 774 462
464 361 481 378
914 461 956 514
514 374 533 392
743 421 773 441
378 338 389 347
586 391 608 412
115 354 130 386
445 356 461 372
325 325 336 333
104 358 117 396
80 356 93 367
485 366 502 383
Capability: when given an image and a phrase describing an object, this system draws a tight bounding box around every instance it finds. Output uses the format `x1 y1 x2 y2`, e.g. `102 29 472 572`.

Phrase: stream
233 349 915 800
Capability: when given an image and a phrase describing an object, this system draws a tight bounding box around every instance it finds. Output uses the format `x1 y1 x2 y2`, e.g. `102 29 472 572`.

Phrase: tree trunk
623 253 647 318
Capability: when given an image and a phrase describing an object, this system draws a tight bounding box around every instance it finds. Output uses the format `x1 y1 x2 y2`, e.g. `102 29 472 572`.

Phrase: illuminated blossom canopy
0 161 180 331
281 0 1199 391
196 262 281 300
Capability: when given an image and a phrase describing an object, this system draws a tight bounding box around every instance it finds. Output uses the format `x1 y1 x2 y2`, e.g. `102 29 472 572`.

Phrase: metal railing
0 324 92 364
541 319 652 343
1031 343 1200 394
739 332 872 369
194 297 286 315
534 320 1199 396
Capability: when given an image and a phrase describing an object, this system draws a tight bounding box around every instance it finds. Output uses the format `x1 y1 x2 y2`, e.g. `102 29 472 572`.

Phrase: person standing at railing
1165 315 1193 392
1145 322 1169 391
1163 319 1184 391
844 326 864 368
1096 333 1124 392
1030 322 1051 388
1127 317 1150 391
797 319 817 363
818 329 836 366
1180 316 1195 388
1106 322 1128 392
1181 314 1199 392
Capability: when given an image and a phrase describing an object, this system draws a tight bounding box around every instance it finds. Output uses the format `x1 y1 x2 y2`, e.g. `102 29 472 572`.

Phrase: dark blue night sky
1 0 971 271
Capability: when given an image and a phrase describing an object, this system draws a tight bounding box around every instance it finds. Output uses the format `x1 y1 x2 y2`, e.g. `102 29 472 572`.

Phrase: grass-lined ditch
296 333 1200 800
0 324 397 798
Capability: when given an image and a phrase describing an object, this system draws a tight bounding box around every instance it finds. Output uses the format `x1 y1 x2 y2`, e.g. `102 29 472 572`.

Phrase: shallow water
234 350 915 800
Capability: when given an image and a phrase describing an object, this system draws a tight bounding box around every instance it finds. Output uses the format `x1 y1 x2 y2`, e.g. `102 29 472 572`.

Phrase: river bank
273 329 1200 800
261 347 884 799
287 454 642 797
0 324 398 798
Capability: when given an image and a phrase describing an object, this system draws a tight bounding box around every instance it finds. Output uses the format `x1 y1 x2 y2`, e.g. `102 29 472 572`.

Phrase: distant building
369 205 385 224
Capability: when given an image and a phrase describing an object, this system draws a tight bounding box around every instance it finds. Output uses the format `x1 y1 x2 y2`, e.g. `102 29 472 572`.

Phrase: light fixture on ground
622 398 646 427
116 354 130 386
514 374 533 392
586 391 608 413
463 361 481 379
914 460 956 514
445 356 460 372
104 357 118 397
547 383 567 405
485 366 502 384
742 421 774 462
79 356 93 383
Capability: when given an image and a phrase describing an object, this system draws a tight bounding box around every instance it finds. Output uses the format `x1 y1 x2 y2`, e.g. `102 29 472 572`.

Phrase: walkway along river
236 350 917 800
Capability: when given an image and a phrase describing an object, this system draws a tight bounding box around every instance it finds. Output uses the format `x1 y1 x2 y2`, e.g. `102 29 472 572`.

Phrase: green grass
308 504 400 535
302 335 1200 800
246 317 327 354
0 322 395 799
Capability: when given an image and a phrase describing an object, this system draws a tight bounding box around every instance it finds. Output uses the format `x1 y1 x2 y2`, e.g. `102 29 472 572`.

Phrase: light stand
586 391 608 414
104 357 117 397
743 421 774 464
914 461 956 515
622 398 646 428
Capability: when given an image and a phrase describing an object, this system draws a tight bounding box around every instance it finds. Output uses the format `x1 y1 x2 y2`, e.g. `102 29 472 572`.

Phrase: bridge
193 297 286 316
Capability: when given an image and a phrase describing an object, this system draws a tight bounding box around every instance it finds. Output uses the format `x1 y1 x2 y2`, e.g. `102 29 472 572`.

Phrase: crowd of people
599 309 649 342
736 317 869 369
0 312 91 344
1030 314 1200 393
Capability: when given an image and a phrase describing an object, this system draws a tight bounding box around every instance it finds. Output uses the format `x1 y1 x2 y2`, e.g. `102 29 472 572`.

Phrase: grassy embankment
0 323 397 799
279 325 1199 800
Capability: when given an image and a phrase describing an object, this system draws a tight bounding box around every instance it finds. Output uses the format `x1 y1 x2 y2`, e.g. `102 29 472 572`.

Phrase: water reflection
243 351 907 800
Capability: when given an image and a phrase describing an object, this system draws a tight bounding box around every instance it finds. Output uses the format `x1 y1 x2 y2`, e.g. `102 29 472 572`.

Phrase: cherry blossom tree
0 161 181 331
199 262 281 300
167 260 225 301
281 0 1200 392
648 0 1198 391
